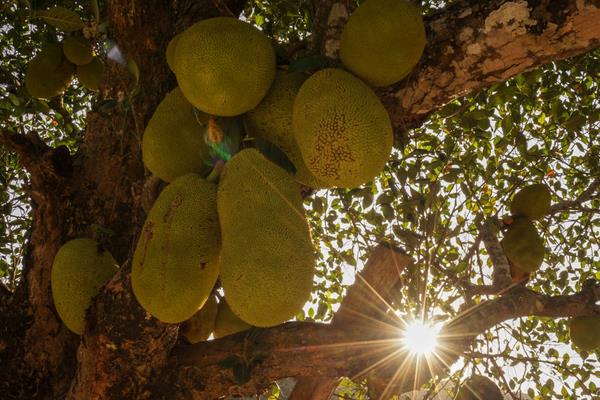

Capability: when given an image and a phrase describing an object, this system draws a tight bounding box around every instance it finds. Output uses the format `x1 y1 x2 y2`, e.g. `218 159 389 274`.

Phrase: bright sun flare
402 321 438 355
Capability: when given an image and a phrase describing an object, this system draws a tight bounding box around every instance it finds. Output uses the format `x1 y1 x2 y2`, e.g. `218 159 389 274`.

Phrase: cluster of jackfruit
132 1 426 336
25 34 104 99
501 183 551 282
147 0 425 190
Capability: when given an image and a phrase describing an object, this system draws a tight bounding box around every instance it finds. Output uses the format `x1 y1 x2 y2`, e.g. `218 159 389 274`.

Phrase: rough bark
381 0 600 137
153 275 600 399
0 0 599 399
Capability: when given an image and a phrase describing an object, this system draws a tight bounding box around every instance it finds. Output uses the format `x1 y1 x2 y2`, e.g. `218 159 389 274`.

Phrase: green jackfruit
173 17 276 116
181 294 219 343
132 174 220 323
340 0 426 86
51 238 118 334
510 183 551 220
76 57 104 91
292 68 393 188
569 316 600 351
213 300 251 339
244 70 326 189
501 218 545 273
218 149 315 327
63 36 94 66
166 33 181 72
26 43 75 99
457 375 503 400
142 88 212 182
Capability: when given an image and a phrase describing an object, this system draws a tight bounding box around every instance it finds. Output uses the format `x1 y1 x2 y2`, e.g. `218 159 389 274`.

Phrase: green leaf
35 7 84 32
251 137 296 174
288 54 330 73
89 0 100 22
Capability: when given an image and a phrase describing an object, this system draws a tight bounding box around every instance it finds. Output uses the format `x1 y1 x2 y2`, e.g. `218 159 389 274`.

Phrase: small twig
551 177 600 214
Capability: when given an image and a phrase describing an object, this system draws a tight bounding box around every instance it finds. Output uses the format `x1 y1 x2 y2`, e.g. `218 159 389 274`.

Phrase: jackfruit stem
206 160 225 184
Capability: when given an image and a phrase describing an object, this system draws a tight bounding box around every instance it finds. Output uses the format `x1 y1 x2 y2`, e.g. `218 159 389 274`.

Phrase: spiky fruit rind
218 149 315 327
51 238 118 334
142 88 212 182
26 43 75 99
340 0 426 86
63 36 94 66
181 294 219 343
76 57 103 91
244 70 326 188
173 17 276 116
510 183 551 220
457 375 503 400
501 218 545 273
213 300 251 339
166 33 181 72
132 174 220 323
569 316 600 351
293 68 393 188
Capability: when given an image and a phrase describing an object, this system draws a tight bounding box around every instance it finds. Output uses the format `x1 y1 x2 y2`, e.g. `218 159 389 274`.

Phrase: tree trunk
1 0 599 399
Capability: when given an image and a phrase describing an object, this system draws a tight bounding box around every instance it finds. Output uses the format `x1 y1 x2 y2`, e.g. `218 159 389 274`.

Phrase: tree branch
479 218 512 291
379 0 600 136
551 177 600 214
151 240 600 399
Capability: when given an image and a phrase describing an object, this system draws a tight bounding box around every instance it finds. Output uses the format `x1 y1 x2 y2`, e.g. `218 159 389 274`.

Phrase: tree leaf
35 7 84 32
288 54 330 73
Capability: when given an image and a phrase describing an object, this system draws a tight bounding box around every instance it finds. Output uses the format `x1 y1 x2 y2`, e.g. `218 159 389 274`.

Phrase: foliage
1 0 599 399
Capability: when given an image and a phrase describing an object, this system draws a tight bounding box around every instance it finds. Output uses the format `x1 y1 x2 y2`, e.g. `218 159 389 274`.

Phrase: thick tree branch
152 240 600 399
480 218 513 291
379 0 600 136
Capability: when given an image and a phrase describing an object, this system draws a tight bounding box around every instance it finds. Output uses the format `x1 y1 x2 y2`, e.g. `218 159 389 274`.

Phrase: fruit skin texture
181 294 219 343
26 43 75 99
51 238 118 334
244 70 326 188
63 36 94 66
456 375 503 400
213 300 251 339
142 88 212 182
76 57 104 91
510 183 551 220
132 174 220 323
173 17 276 116
569 316 600 351
501 217 545 273
340 0 426 86
293 68 393 188
218 149 315 327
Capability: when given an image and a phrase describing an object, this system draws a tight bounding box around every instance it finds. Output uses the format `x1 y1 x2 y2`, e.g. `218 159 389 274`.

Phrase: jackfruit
213 300 251 339
339 0 426 86
510 183 551 220
166 33 181 72
76 57 104 91
51 238 118 334
142 88 212 182
569 316 600 351
501 218 545 273
25 43 75 99
63 36 94 66
456 375 503 400
172 17 276 116
181 294 219 343
218 149 315 327
292 68 393 188
132 174 220 323
244 70 326 188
